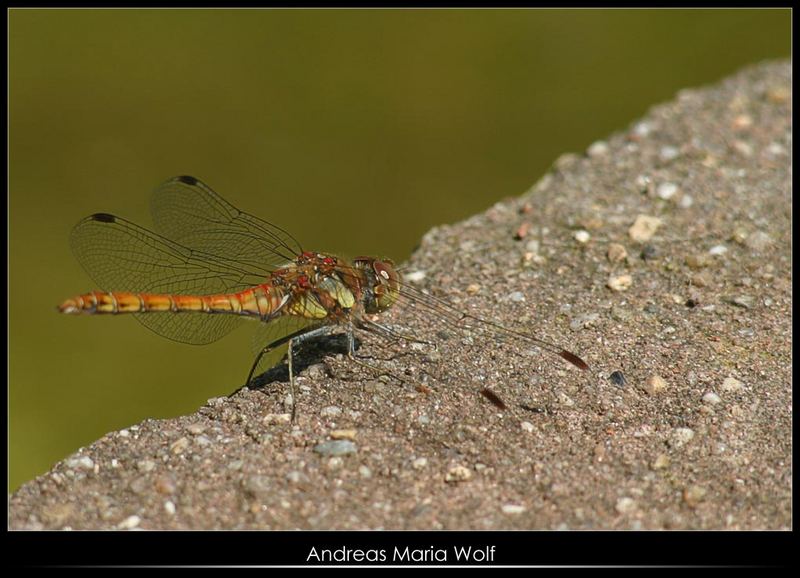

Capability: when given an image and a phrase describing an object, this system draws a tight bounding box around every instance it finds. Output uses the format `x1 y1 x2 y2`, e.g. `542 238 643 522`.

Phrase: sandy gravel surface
10 60 791 531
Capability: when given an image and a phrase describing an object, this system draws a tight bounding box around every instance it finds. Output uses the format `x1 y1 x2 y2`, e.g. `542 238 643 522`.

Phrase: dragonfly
58 176 589 419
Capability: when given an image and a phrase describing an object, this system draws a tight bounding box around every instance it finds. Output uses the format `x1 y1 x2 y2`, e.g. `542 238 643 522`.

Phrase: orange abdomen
58 285 286 319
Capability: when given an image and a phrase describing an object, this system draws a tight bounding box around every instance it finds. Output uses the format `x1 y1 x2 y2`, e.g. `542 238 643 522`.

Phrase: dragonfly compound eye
372 260 400 311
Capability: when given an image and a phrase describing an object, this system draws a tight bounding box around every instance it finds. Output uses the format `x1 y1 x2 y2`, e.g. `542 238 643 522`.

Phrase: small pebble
651 454 671 470
766 86 790 103
641 374 667 395
745 231 772 251
656 182 679 200
507 291 526 303
629 215 662 242
609 371 626 387
570 312 600 331
721 377 745 393
607 243 628 263
514 222 532 240
669 427 696 449
358 465 372 478
330 429 357 441
164 501 176 516
186 423 207 435
326 457 343 470
615 497 637 515
525 239 540 254
314 440 357 456
320 406 342 418
243 475 272 498
573 230 591 244
117 515 141 530
690 272 711 287
685 253 711 269
65 455 94 470
659 146 679 162
465 283 481 295
607 274 633 292
702 392 722 405
520 421 535 433
678 194 694 209
587 140 609 157
154 475 176 495
633 122 652 137
610 306 632 321
404 270 426 283
263 413 292 425
445 465 472 483
708 245 728 256
556 392 574 407
732 140 753 157
169 437 190 455
412 457 428 469
683 485 708 507
501 504 527 515
732 114 753 130
285 471 304 484
726 295 754 309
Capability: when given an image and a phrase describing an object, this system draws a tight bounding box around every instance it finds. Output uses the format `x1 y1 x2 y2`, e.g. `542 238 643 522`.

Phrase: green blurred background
9 9 790 491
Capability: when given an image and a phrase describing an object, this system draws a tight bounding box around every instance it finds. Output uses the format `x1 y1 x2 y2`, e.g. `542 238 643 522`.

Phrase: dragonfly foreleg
345 324 432 396
357 318 433 347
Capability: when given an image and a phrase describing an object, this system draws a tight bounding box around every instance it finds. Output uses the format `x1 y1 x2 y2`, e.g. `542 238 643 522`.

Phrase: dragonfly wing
69 212 267 344
150 176 304 274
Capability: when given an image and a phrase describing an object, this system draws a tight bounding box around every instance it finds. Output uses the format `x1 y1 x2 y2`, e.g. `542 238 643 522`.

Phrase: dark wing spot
177 175 199 185
90 213 116 223
480 388 507 410
560 349 589 370
609 370 627 387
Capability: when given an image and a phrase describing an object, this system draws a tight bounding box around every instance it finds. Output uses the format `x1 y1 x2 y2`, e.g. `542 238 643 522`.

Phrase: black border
5 531 796 567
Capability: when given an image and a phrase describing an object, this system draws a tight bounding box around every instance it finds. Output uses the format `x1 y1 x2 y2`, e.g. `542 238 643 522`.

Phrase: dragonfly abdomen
58 284 287 318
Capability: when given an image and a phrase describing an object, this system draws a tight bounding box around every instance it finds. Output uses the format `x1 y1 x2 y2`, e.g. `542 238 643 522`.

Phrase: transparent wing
69 212 271 344
150 175 304 274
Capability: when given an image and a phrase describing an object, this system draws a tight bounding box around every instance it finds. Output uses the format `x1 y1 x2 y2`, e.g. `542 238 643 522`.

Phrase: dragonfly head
353 257 400 313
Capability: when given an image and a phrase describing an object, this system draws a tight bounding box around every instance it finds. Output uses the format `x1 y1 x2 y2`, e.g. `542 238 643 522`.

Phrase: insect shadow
234 332 361 395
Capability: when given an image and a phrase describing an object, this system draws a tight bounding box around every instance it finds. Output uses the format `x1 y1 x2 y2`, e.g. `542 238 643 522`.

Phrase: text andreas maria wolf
307 545 496 563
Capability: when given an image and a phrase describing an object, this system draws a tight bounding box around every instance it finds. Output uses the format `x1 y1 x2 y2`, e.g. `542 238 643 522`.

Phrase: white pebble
702 392 722 405
587 141 609 157
404 271 426 282
412 457 428 469
657 182 679 200
721 377 745 392
607 274 633 292
501 504 527 515
520 421 535 433
573 230 591 244
669 427 696 449
628 215 662 242
708 245 728 256
615 497 637 515
164 501 176 515
117 515 141 530
660 146 679 161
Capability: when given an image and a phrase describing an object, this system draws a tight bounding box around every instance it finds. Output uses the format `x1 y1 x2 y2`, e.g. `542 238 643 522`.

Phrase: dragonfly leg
244 324 333 419
346 325 432 396
287 338 296 422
